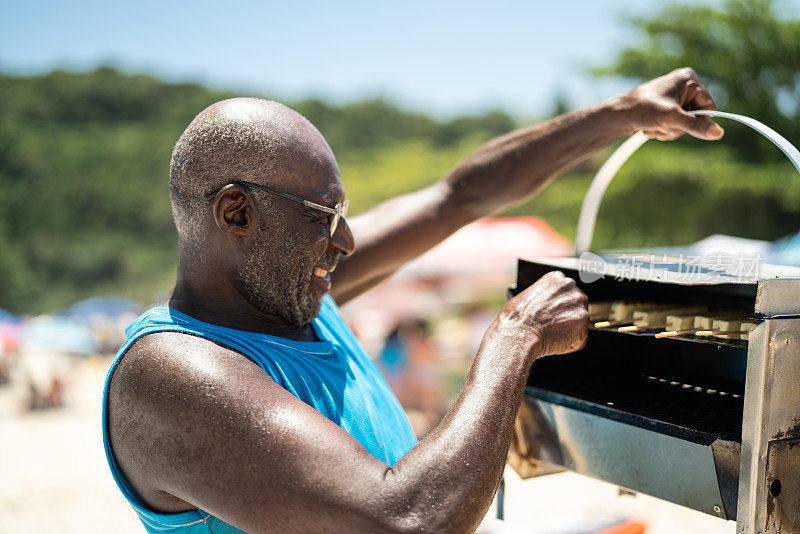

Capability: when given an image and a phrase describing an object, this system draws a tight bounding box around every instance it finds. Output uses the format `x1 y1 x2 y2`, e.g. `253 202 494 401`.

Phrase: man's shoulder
106 331 274 450
109 331 257 405
105 332 279 514
113 331 224 378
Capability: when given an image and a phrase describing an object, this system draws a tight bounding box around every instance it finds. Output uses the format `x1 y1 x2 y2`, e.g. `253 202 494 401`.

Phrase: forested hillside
0 68 515 313
1 1 799 315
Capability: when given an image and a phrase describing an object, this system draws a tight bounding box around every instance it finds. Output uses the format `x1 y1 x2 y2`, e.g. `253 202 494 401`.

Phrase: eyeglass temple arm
204 181 341 215
300 199 338 214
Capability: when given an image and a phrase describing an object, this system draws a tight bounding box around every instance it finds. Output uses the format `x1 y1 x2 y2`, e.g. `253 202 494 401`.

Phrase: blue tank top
102 295 417 533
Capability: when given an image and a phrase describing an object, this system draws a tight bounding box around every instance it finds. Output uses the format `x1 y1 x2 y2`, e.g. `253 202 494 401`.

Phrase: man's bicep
112 334 393 533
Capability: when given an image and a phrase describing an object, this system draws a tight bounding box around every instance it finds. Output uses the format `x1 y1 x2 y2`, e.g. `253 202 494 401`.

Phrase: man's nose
329 218 355 256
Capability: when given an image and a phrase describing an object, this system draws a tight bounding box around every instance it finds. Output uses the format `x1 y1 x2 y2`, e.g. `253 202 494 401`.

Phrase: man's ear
212 185 257 238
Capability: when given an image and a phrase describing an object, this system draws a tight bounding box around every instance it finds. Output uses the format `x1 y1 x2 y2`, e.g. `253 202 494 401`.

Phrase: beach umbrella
400 216 570 278
57 297 142 325
56 297 144 352
0 308 20 324
19 315 99 356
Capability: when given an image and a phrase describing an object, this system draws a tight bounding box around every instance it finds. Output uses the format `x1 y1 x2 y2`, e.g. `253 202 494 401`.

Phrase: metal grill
509 257 800 531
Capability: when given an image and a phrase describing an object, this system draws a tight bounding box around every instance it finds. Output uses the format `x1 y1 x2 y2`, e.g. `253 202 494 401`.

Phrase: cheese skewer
693 311 742 330
631 305 707 328
609 302 675 323
666 314 697 331
586 299 758 339
652 313 705 337
595 302 682 328
588 301 614 321
619 305 708 332
656 329 700 338
684 316 751 340
711 319 745 339
703 320 757 340
740 322 758 341
618 323 667 332
657 322 758 340
598 303 705 328
595 319 633 328
594 304 752 340
695 330 745 337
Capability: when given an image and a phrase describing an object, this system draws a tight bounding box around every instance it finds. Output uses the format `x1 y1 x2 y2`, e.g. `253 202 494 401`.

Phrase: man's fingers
683 80 716 111
629 68 722 142
667 108 724 141
570 335 588 353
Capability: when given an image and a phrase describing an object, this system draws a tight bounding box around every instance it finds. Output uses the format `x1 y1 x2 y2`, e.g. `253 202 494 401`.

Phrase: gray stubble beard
238 229 326 327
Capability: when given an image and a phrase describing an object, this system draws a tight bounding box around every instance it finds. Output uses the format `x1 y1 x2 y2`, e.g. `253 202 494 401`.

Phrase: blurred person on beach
103 68 723 533
378 319 443 436
19 349 69 410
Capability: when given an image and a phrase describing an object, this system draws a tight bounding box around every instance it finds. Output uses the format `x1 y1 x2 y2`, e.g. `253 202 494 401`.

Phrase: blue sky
2 0 798 117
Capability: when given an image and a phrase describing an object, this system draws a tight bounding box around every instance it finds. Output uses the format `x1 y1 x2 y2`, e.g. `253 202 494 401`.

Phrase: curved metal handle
573 111 800 255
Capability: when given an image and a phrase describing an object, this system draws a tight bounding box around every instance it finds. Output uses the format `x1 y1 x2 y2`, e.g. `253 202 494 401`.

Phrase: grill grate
529 364 744 441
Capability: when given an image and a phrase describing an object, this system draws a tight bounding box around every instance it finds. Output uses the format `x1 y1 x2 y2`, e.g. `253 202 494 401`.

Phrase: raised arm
331 68 723 304
108 271 587 534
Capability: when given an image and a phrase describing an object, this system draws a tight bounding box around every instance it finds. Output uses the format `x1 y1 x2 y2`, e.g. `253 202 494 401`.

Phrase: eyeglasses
204 180 349 236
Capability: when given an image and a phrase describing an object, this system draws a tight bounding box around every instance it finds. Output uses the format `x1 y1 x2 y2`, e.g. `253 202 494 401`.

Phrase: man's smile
312 266 331 280
313 254 339 283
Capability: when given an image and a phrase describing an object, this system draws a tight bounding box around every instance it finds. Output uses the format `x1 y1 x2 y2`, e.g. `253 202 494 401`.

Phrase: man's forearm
335 69 720 304
379 335 536 533
441 66 725 222
375 272 587 533
442 98 631 223
333 101 630 304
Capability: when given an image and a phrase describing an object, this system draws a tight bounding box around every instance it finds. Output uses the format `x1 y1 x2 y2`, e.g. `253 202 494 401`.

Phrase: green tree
596 0 800 161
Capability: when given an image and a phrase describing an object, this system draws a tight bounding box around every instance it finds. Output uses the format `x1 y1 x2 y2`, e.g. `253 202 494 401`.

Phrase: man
103 68 723 533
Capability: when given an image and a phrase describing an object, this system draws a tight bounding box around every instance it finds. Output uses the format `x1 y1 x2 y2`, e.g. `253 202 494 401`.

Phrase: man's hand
485 271 589 363
614 67 724 141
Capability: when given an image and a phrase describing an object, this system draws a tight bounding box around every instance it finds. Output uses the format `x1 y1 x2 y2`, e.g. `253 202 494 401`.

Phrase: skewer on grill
656 321 757 340
693 311 741 330
695 330 745 337
651 313 705 336
595 319 633 328
655 311 744 339
593 302 676 328
656 310 756 339
666 313 696 331
618 323 667 332
655 329 699 338
618 305 708 332
704 321 758 340
711 319 744 339
588 301 614 321
589 302 758 341
609 305 707 332
739 322 758 341
611 302 675 321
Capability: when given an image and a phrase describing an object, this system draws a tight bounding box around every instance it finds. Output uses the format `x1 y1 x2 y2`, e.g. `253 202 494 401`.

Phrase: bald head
169 98 339 256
